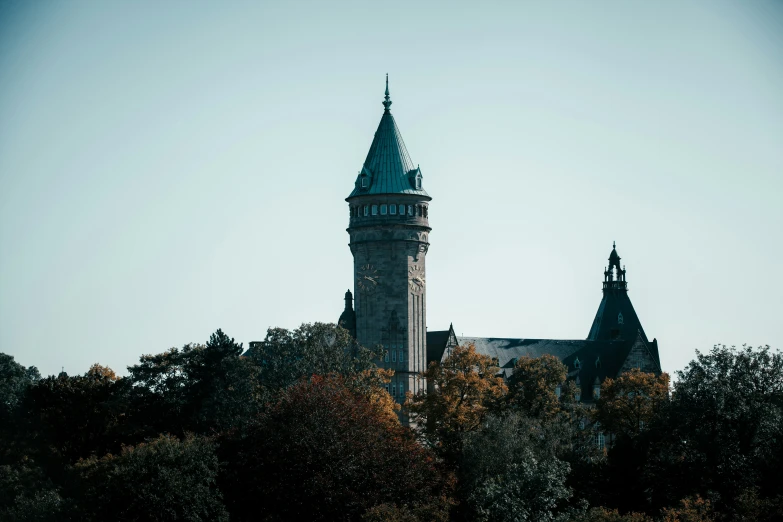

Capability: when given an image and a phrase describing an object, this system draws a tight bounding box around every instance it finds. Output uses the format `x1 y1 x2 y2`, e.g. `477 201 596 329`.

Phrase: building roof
348 76 430 199
427 330 661 404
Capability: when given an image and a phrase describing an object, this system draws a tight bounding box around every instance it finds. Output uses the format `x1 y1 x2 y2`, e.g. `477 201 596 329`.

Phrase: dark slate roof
426 330 451 367
455 337 587 376
348 79 429 199
587 291 648 342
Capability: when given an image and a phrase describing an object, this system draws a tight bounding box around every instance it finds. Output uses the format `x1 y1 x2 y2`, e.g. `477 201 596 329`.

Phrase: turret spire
383 73 392 113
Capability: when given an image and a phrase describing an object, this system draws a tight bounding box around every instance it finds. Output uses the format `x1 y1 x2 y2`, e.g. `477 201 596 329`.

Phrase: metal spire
383 73 392 113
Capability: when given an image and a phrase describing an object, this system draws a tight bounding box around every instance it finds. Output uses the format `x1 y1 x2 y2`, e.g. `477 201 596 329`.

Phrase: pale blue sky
1 1 781 377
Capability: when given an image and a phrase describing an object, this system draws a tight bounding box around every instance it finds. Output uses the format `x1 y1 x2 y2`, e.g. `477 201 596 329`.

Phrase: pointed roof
587 243 648 342
348 75 430 198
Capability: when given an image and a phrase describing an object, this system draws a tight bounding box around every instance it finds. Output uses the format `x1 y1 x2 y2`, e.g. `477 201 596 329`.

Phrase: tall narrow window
381 204 387 215
391 385 396 397
399 350 404 362
399 204 405 215
391 350 396 362
390 204 396 215
361 177 368 188
372 205 378 215
407 205 413 216
399 383 404 397
363 205 368 216
384 351 389 363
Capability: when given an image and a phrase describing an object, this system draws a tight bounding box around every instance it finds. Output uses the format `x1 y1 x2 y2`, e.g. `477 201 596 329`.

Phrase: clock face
409 264 425 294
357 264 380 293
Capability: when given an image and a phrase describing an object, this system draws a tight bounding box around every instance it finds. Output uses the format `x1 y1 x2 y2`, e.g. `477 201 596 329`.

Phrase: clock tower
345 76 431 401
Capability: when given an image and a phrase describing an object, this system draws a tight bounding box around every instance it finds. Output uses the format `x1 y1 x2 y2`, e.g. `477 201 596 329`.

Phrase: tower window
399 204 405 215
391 384 397 397
390 204 396 215
391 350 396 362
399 383 404 397
407 205 413 216
363 205 368 216
381 204 387 215
372 205 378 215
399 350 404 362
423 207 428 218
384 350 389 362
415 177 421 189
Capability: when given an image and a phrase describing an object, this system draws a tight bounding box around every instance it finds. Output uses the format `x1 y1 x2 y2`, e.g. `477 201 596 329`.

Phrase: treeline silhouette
1 323 781 521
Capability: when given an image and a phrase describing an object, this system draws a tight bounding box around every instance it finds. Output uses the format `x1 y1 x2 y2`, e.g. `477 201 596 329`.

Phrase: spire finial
613 241 616 249
382 73 392 112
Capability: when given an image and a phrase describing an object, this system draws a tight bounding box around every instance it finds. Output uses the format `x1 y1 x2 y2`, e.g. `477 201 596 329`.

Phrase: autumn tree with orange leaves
405 344 507 464
593 368 670 441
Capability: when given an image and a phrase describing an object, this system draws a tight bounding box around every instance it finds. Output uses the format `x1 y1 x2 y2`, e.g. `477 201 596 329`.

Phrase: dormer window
361 177 369 188
415 177 421 189
618 313 624 325
574 357 581 370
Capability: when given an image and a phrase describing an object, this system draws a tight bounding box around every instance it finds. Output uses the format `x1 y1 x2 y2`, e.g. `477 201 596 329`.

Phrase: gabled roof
348 77 429 199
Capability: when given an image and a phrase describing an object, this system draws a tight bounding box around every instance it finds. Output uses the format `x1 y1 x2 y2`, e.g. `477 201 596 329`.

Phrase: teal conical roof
348 76 430 198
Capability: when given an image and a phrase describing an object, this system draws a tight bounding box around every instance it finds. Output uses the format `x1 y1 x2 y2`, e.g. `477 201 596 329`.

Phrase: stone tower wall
348 197 430 401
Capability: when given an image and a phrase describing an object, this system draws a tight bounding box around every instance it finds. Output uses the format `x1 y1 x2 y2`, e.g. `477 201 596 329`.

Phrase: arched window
574 357 581 370
618 313 624 325
399 350 404 362
399 383 404 397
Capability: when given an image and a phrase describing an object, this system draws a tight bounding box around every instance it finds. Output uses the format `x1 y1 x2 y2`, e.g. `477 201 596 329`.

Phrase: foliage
247 322 387 395
0 353 40 429
461 412 572 522
127 329 261 435
593 368 670 441
73 434 227 522
660 496 715 522
569 507 653 522
507 354 568 418
647 345 783 516
0 462 63 522
405 344 507 463
219 374 454 522
16 367 130 467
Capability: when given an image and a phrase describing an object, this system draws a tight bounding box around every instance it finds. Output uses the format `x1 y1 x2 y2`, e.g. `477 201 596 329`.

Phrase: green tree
247 322 384 395
405 344 507 463
219 374 454 522
649 345 783 517
0 353 40 438
127 329 261 435
73 434 227 522
460 412 572 522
